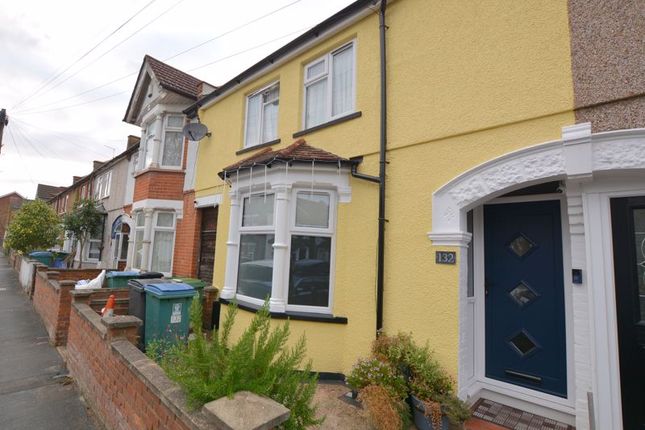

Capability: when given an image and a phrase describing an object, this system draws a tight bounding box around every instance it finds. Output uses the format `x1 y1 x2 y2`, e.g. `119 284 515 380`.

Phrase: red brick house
122 56 216 280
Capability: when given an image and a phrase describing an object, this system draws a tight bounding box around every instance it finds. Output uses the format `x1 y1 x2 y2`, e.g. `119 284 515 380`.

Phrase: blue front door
484 200 567 398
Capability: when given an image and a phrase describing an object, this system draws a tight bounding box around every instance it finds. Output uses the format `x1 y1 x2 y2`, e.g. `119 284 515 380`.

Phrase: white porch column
141 208 154 271
125 235 135 270
221 191 241 299
269 184 291 313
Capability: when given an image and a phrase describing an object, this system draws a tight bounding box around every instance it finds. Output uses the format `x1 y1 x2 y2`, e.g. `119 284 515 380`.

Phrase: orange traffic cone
102 294 116 317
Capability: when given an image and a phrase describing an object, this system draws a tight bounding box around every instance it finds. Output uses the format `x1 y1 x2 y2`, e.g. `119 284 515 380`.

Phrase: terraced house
122 55 216 279
184 1 645 429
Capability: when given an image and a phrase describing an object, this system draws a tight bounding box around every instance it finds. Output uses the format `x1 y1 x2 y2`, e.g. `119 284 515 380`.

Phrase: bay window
244 83 279 148
304 41 355 129
133 212 145 269
86 220 105 261
150 212 175 273
161 115 184 167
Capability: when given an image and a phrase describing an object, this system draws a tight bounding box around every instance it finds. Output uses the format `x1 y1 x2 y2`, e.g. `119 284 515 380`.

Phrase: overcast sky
0 0 356 199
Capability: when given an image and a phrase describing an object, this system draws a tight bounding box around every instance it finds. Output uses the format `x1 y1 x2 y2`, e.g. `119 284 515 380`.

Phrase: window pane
306 59 325 80
119 234 129 260
157 212 174 227
245 94 261 147
332 45 354 116
305 78 328 128
288 235 331 307
134 230 144 268
296 192 330 228
88 241 101 260
237 234 274 300
262 98 279 143
136 212 145 227
144 137 154 168
151 230 174 273
242 195 274 226
167 115 184 128
162 131 183 167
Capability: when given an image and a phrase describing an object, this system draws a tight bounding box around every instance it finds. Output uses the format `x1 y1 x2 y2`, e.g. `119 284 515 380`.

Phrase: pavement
0 254 97 430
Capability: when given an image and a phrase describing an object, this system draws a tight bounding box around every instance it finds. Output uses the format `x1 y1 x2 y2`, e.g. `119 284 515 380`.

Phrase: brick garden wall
66 298 212 430
172 191 200 278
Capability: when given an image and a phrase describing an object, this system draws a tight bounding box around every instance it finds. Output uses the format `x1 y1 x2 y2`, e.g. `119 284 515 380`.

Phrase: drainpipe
351 0 388 335
376 0 388 334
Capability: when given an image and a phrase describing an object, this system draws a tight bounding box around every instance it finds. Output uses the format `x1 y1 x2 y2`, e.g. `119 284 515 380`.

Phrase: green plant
3 199 61 254
61 198 104 268
350 332 471 428
151 298 322 430
347 357 407 400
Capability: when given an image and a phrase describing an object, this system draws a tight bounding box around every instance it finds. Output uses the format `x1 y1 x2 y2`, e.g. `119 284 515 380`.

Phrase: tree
3 199 61 254
62 198 104 268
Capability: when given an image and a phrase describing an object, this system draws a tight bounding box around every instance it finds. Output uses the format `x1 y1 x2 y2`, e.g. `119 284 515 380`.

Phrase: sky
0 0 356 199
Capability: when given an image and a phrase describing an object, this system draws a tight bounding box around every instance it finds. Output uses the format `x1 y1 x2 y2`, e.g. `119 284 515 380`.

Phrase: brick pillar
101 315 142 345
70 289 93 305
202 287 219 330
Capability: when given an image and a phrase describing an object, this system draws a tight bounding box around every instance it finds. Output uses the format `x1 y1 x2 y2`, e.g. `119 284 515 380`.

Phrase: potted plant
348 332 470 430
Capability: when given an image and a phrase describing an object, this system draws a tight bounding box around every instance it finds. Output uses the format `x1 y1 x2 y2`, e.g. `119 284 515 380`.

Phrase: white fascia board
194 194 223 208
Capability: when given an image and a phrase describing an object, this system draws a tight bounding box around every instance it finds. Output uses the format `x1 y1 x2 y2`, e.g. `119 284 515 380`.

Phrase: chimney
197 82 217 98
93 161 105 171
127 135 140 149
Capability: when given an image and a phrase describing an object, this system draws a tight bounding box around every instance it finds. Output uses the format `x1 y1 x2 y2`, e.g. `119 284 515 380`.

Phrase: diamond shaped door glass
509 331 538 356
508 233 535 258
509 281 538 307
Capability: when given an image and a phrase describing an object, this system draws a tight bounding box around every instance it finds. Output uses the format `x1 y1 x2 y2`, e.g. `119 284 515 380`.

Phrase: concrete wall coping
202 391 290 430
101 315 142 329
73 302 107 338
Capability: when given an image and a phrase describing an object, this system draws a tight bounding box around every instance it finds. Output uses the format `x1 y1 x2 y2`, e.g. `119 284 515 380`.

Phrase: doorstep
468 399 575 430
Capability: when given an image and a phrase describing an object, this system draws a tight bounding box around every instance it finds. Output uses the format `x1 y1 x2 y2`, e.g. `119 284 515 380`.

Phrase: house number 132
435 251 456 265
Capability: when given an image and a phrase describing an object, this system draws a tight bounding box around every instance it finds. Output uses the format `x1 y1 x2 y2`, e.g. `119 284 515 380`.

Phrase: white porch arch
428 123 645 430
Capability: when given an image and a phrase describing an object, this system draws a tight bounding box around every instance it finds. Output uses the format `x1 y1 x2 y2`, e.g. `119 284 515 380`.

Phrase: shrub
149 298 322 430
358 385 407 430
346 357 407 400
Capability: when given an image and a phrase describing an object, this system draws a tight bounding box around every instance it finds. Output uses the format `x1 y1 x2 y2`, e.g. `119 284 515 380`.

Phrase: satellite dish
182 123 210 141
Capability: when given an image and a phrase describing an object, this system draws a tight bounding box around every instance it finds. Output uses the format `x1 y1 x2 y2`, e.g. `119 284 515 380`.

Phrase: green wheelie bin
170 277 207 299
143 282 196 349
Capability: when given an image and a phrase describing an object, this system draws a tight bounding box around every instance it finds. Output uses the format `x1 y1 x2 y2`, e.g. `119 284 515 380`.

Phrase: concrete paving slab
0 255 97 429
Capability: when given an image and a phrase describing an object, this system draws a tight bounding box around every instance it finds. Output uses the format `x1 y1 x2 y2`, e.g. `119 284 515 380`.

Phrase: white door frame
428 124 645 429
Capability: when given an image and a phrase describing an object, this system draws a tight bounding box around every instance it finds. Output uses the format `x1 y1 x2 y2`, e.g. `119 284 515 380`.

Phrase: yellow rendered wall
194 0 574 376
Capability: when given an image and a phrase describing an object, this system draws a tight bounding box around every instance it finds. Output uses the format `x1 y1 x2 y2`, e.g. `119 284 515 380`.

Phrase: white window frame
85 221 104 262
302 41 356 129
149 211 176 275
235 192 276 306
285 189 336 314
94 171 112 200
243 82 280 149
133 211 145 269
160 114 185 169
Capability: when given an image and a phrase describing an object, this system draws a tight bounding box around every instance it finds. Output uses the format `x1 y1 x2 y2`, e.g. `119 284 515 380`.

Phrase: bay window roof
218 139 353 179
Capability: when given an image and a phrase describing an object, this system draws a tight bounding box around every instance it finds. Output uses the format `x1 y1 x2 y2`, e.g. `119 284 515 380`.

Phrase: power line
18 0 186 106
10 121 47 159
11 0 159 111
13 27 310 116
6 125 35 184
15 0 306 114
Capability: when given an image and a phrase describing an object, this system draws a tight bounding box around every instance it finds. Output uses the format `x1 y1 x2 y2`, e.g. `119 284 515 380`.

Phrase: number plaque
435 251 456 265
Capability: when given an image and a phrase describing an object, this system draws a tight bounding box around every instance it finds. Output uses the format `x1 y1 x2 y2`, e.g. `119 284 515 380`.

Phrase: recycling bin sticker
170 303 182 324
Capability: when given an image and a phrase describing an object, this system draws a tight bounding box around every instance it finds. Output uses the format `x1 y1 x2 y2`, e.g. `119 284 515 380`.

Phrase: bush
348 332 471 428
359 385 408 430
149 298 322 429
3 199 61 254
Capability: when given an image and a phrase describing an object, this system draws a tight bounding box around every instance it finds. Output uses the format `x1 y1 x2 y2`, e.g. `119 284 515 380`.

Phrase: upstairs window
94 171 112 200
244 82 279 148
304 42 355 129
161 115 184 167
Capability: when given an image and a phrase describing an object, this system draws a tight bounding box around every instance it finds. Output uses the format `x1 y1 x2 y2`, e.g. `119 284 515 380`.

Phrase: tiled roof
145 55 206 99
35 184 67 201
219 139 352 178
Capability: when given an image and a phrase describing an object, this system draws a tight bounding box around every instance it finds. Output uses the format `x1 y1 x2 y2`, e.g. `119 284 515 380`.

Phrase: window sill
219 298 348 324
236 139 281 155
292 111 362 138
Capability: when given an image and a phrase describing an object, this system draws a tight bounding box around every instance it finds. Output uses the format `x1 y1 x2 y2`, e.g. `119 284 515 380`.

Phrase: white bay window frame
221 165 350 314
303 41 356 129
150 211 176 275
244 82 280 149
94 171 112 200
160 114 184 168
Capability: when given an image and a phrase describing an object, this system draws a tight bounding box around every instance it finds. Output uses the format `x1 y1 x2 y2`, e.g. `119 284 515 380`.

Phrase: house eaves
184 0 378 117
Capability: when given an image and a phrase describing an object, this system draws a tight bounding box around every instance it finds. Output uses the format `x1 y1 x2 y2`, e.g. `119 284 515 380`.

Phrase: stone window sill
219 298 348 324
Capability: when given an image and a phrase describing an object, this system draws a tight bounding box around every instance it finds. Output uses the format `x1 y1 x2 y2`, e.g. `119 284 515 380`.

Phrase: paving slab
0 255 97 429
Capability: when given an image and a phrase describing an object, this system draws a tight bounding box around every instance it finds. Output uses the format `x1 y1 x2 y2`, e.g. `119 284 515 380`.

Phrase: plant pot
409 395 449 430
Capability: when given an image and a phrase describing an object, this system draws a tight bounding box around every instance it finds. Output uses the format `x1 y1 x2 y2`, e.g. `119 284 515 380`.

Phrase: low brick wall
67 293 212 430
32 268 126 346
